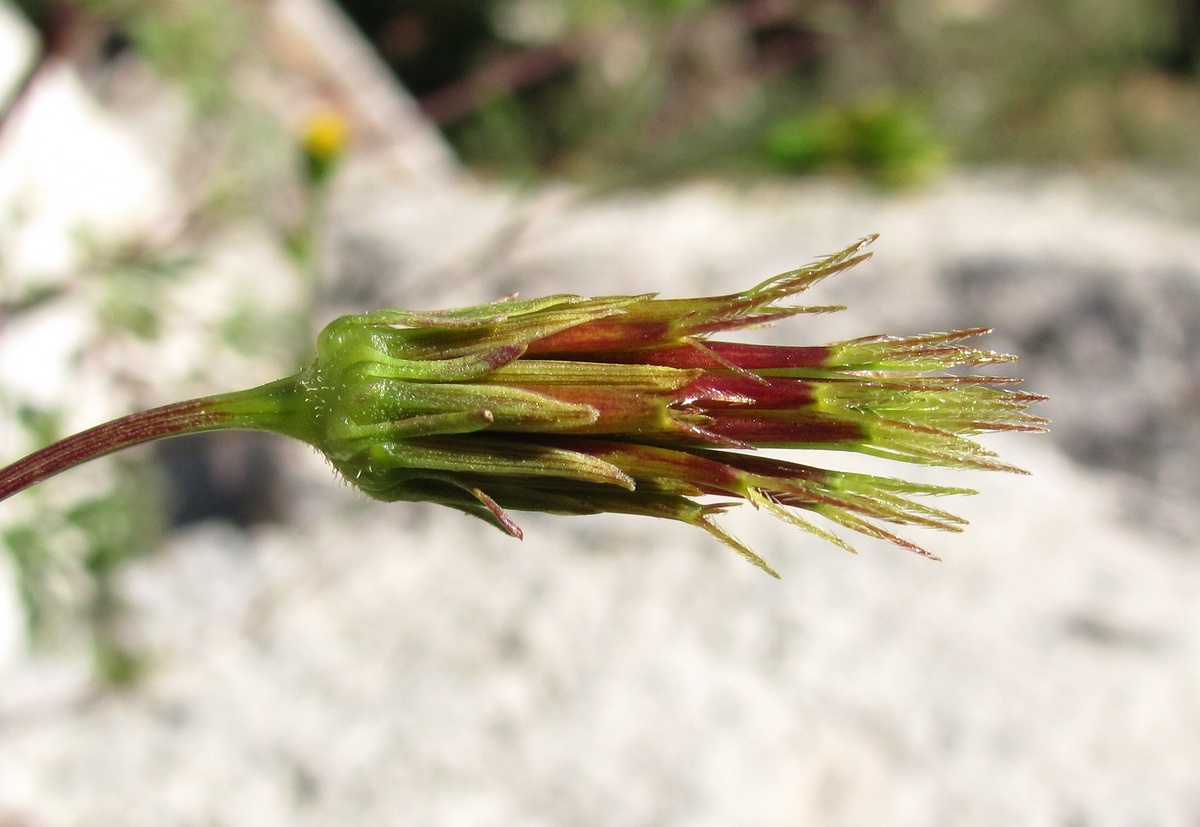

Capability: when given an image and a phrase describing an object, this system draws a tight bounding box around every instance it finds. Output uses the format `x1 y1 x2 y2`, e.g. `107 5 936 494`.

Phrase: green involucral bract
0 237 1045 577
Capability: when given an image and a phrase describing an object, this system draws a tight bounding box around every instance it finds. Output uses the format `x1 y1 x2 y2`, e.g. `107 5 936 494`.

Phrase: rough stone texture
3 0 1200 823
3 169 1200 826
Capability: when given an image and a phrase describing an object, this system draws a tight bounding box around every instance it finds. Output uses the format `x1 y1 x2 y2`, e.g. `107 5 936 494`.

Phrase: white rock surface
2 0 1200 820
0 62 171 286
0 437 1196 827
2 164 1200 825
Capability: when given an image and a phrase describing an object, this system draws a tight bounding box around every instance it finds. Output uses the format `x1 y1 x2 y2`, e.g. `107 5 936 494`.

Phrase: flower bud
279 237 1044 575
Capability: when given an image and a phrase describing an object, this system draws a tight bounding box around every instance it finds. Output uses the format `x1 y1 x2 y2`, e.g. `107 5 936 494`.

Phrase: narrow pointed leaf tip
0 236 1045 576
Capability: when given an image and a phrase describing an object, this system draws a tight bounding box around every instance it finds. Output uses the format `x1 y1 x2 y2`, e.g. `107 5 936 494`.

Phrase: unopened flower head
0 237 1045 577
281 236 1045 576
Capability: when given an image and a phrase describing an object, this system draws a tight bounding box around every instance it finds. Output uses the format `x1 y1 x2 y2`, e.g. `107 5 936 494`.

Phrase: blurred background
2 1 1200 825
341 0 1200 183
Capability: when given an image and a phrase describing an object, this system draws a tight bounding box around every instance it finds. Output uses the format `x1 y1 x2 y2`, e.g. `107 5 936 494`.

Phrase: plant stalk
0 377 303 505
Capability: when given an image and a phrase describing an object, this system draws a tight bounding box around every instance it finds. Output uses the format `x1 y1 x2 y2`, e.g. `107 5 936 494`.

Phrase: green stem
0 376 305 505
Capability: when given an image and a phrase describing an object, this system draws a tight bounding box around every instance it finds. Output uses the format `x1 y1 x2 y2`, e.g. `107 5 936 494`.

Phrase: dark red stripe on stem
703 342 837 369
0 399 235 504
704 411 864 446
677 374 818 408
601 342 835 370
525 320 674 355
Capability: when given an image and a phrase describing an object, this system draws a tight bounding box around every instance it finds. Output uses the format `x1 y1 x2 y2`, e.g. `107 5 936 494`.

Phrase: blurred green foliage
764 97 943 187
2 455 162 680
335 0 1200 185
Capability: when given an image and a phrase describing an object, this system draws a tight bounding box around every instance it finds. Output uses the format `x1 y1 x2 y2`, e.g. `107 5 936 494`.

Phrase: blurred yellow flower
301 108 350 182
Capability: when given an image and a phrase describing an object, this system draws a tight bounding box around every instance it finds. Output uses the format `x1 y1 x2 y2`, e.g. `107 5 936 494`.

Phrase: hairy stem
0 377 303 504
